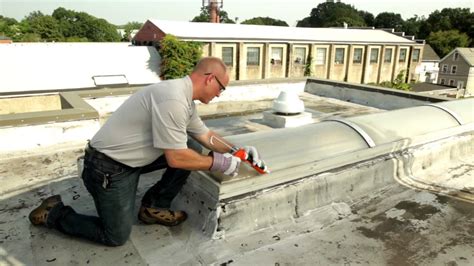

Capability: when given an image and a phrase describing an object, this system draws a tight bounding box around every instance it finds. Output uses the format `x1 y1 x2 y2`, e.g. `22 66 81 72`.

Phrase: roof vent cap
272 90 304 114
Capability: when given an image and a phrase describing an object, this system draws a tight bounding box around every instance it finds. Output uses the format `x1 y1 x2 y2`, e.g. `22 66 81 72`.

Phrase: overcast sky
1 0 473 26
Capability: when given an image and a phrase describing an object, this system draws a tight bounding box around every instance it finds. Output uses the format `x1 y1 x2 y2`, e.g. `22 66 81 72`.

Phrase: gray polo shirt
90 76 209 167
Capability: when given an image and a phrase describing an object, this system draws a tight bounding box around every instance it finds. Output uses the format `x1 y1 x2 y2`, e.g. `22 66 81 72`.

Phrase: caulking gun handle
233 149 248 161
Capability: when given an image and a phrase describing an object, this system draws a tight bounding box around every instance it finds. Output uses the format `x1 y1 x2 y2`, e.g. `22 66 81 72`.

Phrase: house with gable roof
438 47 474 94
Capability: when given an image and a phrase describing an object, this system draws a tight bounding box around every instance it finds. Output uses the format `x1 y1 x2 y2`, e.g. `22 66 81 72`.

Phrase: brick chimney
207 0 222 23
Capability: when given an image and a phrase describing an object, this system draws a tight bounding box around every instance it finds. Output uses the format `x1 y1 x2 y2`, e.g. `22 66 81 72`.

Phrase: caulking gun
209 136 270 175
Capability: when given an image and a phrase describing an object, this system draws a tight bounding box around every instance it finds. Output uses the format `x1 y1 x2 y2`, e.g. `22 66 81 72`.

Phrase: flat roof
0 43 161 94
0 81 472 265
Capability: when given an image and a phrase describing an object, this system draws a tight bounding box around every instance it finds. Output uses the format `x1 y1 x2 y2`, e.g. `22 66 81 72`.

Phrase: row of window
441 64 457 74
221 46 421 67
323 47 419 65
439 78 463 87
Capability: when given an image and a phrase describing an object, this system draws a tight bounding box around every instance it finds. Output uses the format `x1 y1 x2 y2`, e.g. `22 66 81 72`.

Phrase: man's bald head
193 57 227 76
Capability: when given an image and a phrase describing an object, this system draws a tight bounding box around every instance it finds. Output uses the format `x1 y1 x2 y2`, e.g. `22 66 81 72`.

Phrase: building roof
456 47 474 66
421 44 439 61
0 42 161 94
148 20 417 44
411 82 451 92
440 47 474 66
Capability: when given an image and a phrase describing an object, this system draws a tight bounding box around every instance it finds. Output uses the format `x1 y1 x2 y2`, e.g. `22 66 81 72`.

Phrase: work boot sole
29 195 62 226
138 207 187 227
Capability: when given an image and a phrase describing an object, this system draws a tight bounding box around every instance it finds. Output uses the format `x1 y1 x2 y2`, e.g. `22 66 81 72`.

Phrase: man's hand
242 146 267 170
210 152 241 177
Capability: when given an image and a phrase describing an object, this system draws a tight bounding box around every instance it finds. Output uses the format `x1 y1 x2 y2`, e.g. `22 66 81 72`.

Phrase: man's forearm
163 148 213 171
194 130 235 153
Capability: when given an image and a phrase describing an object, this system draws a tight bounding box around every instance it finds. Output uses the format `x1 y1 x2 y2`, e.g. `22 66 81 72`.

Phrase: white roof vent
272 91 304 114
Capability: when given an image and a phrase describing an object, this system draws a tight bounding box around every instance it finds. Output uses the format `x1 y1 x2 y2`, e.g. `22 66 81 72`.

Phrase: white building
415 44 439 83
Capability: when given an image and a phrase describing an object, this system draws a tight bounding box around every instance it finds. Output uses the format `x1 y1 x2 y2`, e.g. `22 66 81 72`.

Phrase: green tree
51 7 120 42
121 21 143 41
374 12 404 31
159 35 202 80
296 17 311 27
402 15 424 36
20 33 41 42
297 2 366 28
13 11 63 41
241 17 288 26
87 18 121 42
358 10 375 26
191 7 235 23
27 14 63 41
0 16 18 38
52 7 77 38
64 36 88 42
418 8 474 43
427 30 470 57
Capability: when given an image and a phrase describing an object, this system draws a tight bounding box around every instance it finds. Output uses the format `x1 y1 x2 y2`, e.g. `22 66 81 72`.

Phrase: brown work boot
138 206 187 226
29 195 62 226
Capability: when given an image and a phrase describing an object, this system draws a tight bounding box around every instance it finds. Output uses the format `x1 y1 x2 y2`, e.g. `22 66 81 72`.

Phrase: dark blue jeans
47 139 202 246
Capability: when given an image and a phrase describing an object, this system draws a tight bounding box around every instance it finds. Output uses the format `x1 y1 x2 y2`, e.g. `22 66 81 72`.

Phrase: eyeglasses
204 72 226 93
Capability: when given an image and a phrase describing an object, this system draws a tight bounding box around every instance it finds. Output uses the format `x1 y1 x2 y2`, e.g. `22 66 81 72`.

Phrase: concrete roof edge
0 92 99 128
305 78 448 102
229 77 307 86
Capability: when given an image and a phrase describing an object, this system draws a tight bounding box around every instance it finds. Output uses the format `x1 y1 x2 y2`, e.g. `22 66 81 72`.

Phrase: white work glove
210 152 241 177
242 146 267 170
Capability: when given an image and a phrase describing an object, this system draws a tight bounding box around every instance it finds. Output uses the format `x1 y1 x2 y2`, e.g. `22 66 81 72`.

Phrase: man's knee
187 138 203 154
103 226 131 247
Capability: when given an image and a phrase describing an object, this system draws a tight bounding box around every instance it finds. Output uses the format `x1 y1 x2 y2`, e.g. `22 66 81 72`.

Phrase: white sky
1 0 473 26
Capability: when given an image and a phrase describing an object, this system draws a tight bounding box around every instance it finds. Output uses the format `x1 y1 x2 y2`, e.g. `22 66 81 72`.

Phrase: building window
370 48 379 63
412 49 420 62
442 64 448 73
440 78 445 85
399 48 407 62
222 47 233 66
335 48 345 64
271 47 283 65
457 81 464 89
247 47 260 66
453 52 459 61
449 79 455 86
451 65 457 74
315 48 326 65
384 48 392 63
294 47 306 65
353 48 363 64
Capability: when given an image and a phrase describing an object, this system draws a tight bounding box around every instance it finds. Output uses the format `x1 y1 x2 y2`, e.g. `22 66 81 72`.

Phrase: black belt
85 144 132 169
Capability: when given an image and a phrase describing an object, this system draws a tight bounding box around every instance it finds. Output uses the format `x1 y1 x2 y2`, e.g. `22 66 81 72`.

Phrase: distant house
437 47 474 94
415 44 439 83
133 20 424 84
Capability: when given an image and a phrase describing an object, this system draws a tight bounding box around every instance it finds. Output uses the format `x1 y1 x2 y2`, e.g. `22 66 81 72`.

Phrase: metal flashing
324 118 376 148
426 104 464 125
